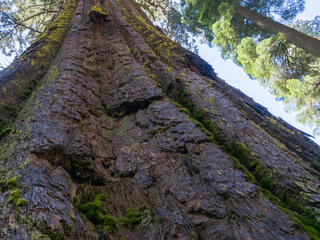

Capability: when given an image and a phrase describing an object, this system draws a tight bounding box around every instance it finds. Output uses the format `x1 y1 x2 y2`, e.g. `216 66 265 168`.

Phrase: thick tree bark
0 0 78 123
0 0 319 239
234 4 320 57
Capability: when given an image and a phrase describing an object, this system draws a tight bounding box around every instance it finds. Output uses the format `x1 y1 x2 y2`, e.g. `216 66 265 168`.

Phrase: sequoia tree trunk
234 4 320 57
0 0 320 239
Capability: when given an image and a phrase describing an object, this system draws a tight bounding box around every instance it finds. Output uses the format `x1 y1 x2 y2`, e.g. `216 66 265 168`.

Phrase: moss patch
229 141 320 238
33 0 78 61
162 78 320 239
7 175 19 189
117 1 181 67
0 175 19 192
90 5 108 16
7 189 21 204
3 105 18 118
76 194 118 233
165 81 222 144
0 119 6 132
21 79 37 101
0 124 12 139
16 197 28 208
120 208 142 228
230 142 276 191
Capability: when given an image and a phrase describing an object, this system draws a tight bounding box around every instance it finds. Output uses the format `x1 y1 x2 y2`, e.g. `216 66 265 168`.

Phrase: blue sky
0 0 319 145
197 0 320 145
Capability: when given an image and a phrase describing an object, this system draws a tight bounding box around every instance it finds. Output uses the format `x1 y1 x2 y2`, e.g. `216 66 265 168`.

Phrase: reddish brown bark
0 0 319 239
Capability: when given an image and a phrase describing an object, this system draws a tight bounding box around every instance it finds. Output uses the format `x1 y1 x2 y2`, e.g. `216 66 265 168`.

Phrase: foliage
182 0 305 33
181 0 320 135
137 0 199 53
0 0 64 58
293 16 320 39
181 0 306 57
235 31 320 134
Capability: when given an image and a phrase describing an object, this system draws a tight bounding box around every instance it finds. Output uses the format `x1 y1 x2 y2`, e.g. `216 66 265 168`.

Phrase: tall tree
235 19 320 134
234 3 320 56
182 0 320 135
181 0 320 57
181 0 305 44
0 0 320 239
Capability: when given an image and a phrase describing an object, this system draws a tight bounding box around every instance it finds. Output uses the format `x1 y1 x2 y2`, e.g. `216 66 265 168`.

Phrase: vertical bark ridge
116 0 320 173
112 0 320 237
0 0 101 238
0 0 79 125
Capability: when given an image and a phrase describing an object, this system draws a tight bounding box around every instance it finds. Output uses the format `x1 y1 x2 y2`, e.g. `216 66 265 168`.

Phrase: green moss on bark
0 125 12 139
32 0 79 62
90 5 108 16
3 105 18 117
155 67 320 239
76 194 118 233
16 197 28 208
7 189 21 204
0 175 20 191
0 119 5 132
7 175 19 189
120 208 142 228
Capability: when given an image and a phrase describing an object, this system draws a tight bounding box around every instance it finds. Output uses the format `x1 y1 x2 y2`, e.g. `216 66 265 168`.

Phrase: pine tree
234 4 320 56
0 0 320 239
182 0 320 135
0 0 64 57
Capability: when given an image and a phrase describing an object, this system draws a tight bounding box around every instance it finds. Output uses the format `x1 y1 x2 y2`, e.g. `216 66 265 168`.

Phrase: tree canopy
181 0 320 135
0 0 64 58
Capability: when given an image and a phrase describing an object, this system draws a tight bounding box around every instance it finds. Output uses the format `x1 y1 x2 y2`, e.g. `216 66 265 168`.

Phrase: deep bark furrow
114 0 320 209
111 0 320 236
